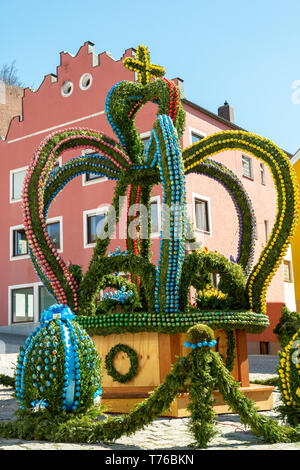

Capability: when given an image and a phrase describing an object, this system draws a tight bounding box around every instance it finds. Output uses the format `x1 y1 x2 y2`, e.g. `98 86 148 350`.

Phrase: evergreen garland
274 306 300 349
20 45 299 332
105 344 139 383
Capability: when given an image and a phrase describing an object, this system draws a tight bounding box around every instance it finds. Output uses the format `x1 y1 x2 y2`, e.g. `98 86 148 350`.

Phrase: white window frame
10 224 30 261
260 162 266 185
37 282 56 318
10 165 28 203
284 260 293 283
150 195 161 238
264 219 269 243
45 216 63 253
189 127 206 145
10 217 63 261
141 131 151 154
242 155 253 179
83 207 109 248
81 149 108 186
192 193 212 236
8 282 40 325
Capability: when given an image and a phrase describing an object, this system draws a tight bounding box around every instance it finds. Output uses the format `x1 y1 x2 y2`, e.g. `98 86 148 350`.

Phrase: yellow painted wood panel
92 332 160 388
101 385 274 417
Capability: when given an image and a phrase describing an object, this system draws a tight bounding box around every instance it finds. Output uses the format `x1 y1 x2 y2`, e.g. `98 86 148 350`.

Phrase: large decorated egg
15 304 102 414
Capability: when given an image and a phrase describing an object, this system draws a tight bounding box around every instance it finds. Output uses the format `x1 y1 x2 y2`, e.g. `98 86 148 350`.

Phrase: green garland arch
179 250 248 312
183 130 299 314
189 160 256 275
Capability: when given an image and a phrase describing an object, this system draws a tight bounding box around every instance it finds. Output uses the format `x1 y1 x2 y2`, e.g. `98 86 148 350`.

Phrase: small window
260 341 270 355
260 163 266 185
194 198 210 233
151 200 159 234
12 228 28 257
191 132 204 144
284 260 293 282
264 220 269 243
11 287 34 323
39 285 56 318
46 222 61 250
87 212 107 245
11 168 27 201
61 81 73 97
85 173 106 183
142 137 151 152
79 73 93 90
242 155 253 179
82 150 106 184
212 272 220 288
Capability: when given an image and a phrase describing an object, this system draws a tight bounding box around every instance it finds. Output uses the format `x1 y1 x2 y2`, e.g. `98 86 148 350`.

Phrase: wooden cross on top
123 45 165 85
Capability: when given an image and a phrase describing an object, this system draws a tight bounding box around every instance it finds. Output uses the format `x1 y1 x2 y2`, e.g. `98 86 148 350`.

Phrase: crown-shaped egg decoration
20 43 299 341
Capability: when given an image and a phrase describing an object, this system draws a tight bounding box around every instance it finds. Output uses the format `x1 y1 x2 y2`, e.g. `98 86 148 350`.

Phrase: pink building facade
0 42 295 353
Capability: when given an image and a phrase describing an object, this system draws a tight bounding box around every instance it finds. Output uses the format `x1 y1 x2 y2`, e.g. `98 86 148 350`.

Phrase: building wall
0 83 23 138
291 153 300 311
0 42 293 352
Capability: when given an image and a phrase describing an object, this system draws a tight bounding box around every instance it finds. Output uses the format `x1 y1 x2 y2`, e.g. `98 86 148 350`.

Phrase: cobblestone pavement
1 354 299 450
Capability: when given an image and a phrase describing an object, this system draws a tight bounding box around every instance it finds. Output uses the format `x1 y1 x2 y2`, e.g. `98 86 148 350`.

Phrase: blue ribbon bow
40 304 76 323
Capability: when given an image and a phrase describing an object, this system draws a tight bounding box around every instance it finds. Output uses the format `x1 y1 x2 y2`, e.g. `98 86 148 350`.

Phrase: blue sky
1 0 300 153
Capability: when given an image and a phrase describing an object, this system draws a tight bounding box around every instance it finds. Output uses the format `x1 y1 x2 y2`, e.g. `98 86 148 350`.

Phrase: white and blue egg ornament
15 304 102 414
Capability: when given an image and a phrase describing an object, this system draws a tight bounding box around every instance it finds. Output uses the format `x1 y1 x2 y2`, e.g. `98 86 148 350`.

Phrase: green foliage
274 306 300 349
16 319 102 415
196 285 230 310
183 130 299 315
210 352 297 443
105 344 139 383
186 324 215 344
0 353 191 444
188 160 256 275
76 310 269 336
68 264 83 288
179 250 248 312
0 374 15 388
2 325 300 446
187 349 216 448
251 377 279 387
277 329 300 426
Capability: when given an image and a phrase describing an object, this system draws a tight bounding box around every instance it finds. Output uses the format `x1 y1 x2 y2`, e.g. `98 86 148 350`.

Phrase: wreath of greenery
105 344 139 384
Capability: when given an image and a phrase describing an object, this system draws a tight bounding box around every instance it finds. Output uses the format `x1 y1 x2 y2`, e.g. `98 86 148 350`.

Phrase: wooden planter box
92 329 273 417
